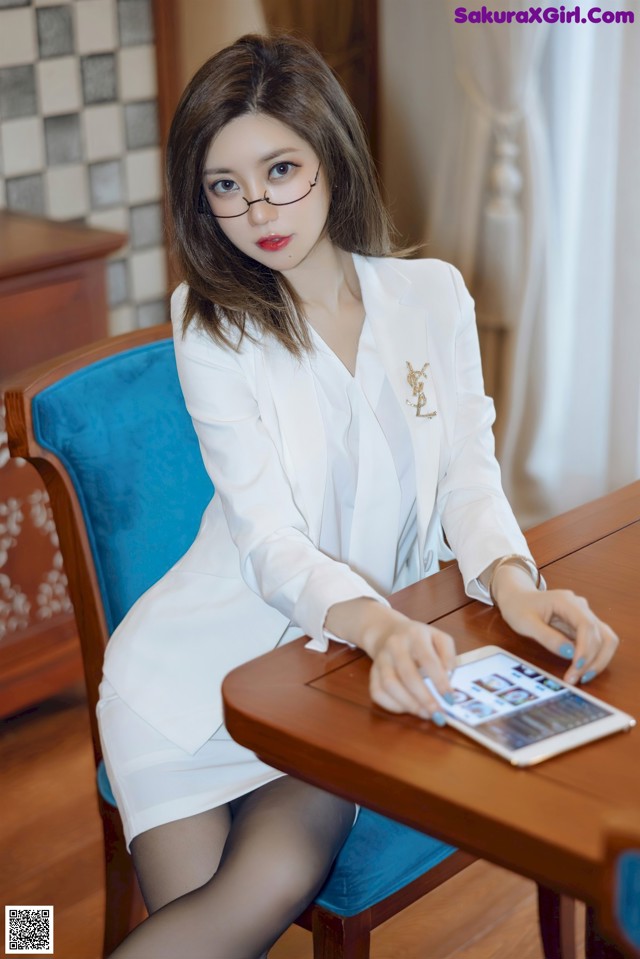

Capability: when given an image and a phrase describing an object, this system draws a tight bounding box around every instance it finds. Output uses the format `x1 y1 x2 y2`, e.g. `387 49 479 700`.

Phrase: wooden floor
1 685 586 959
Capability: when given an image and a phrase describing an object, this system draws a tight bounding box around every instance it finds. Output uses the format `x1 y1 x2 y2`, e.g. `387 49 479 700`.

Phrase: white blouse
275 316 425 653
310 315 420 594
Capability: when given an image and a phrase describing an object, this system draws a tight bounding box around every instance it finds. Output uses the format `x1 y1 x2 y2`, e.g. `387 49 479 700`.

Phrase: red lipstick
256 235 292 252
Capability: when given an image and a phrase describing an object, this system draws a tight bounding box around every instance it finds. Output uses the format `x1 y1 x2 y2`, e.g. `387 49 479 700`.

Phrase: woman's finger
507 590 618 683
511 605 582 661
540 592 615 681
565 620 619 684
395 647 449 716
428 627 458 678
369 624 455 722
370 664 444 720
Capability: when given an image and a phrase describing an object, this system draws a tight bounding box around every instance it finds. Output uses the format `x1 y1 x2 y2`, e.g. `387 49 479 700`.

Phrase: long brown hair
167 33 397 355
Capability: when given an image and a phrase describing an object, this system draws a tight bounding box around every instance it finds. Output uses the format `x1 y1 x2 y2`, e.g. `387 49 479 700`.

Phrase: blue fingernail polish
432 711 447 727
559 643 575 659
580 670 597 684
443 692 456 705
576 657 586 669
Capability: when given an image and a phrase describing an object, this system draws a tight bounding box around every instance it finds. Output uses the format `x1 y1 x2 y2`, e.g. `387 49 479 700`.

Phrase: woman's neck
285 241 365 376
285 240 361 314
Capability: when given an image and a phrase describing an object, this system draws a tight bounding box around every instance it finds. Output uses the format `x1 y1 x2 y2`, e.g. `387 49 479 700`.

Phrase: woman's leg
108 776 355 959
130 803 232 913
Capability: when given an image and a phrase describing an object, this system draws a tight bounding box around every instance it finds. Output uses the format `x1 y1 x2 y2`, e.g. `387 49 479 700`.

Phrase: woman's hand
489 563 619 684
366 613 457 724
325 599 456 724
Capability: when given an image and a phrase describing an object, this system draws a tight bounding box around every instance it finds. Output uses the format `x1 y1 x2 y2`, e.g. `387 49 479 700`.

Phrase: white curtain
538 17 640 516
424 1 640 525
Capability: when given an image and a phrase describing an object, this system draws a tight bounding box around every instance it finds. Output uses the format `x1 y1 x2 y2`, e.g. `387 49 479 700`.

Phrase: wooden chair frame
4 325 573 959
5 327 168 955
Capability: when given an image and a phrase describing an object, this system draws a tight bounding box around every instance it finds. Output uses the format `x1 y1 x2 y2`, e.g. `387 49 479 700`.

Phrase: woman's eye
210 179 238 196
269 161 297 180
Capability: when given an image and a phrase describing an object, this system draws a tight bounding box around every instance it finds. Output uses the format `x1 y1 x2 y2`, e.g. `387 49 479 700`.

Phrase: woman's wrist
324 598 406 658
487 557 540 610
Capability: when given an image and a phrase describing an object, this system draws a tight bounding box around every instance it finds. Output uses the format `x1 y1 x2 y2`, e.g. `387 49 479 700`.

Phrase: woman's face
202 113 331 273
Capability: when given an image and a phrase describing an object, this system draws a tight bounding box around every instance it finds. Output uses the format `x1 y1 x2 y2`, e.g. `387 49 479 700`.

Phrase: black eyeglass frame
200 163 321 219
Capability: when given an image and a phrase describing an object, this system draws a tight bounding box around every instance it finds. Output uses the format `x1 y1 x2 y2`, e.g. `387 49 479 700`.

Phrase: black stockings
108 776 355 959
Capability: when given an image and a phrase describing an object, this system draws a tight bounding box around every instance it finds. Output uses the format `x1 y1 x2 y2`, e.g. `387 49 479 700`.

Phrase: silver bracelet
488 554 542 605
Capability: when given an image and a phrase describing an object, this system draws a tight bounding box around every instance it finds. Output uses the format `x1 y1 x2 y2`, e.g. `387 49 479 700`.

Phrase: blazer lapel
259 341 327 544
353 255 442 574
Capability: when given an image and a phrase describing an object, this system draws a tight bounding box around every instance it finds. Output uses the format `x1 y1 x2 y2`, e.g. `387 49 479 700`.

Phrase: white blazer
102 255 532 754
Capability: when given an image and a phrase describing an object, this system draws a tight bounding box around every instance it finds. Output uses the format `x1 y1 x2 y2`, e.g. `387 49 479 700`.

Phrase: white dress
98 316 421 849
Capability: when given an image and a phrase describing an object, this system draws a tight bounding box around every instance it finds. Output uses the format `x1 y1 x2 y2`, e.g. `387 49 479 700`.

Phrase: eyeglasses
202 163 321 219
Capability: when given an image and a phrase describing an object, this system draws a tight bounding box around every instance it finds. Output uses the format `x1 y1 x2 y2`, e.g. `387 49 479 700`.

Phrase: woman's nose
246 197 278 226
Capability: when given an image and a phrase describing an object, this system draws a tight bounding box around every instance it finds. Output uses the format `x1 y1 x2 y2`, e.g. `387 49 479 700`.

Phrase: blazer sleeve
172 291 388 648
436 266 536 602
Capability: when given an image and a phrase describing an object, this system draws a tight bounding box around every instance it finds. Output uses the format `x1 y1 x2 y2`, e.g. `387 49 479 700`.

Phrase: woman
98 34 618 958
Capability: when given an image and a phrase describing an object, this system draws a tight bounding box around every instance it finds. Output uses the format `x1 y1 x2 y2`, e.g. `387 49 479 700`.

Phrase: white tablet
424 645 635 766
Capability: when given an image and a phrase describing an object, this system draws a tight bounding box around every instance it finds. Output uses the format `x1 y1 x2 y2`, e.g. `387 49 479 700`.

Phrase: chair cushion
616 850 640 949
96 759 456 917
97 758 117 807
315 807 456 916
32 339 213 632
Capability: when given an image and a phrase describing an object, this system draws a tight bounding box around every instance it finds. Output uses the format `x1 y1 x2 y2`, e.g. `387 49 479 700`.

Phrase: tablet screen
431 651 612 751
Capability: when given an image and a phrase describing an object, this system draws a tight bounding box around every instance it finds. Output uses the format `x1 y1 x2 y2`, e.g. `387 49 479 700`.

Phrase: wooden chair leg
101 798 146 957
537 883 578 959
585 905 629 959
311 906 371 959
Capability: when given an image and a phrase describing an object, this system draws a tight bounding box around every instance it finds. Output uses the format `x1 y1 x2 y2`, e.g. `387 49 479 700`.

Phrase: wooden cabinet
0 211 125 716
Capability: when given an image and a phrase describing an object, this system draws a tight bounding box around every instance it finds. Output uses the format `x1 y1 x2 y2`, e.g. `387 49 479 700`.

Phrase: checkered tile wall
0 0 167 334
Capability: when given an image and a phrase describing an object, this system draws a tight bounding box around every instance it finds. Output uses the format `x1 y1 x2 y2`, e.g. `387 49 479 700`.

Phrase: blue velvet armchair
4 324 569 959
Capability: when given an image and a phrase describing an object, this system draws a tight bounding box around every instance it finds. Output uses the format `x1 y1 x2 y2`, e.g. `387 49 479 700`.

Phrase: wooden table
223 482 640 922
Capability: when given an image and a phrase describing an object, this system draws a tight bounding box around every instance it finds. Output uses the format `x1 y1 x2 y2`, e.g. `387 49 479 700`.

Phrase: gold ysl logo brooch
406 361 437 418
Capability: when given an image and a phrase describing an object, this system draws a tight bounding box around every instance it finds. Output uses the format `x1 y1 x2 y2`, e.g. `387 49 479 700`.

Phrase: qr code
5 906 54 954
